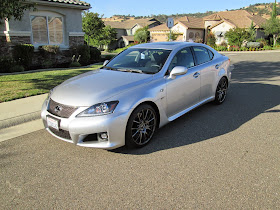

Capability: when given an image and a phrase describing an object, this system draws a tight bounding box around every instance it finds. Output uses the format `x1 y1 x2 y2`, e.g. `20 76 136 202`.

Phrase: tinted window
193 46 211 65
168 47 195 72
106 48 171 74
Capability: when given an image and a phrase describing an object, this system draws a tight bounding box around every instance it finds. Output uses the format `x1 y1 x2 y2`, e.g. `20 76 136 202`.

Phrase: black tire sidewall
125 104 157 148
214 77 228 105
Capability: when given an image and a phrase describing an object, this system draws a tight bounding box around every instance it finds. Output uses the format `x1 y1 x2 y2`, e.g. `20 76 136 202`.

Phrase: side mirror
103 60 109 66
169 66 188 79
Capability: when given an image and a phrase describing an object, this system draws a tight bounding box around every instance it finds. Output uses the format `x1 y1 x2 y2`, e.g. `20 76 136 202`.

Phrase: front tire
125 104 157 148
214 77 228 105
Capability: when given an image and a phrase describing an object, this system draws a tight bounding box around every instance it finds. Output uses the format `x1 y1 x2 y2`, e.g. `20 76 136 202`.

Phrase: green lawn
0 65 102 103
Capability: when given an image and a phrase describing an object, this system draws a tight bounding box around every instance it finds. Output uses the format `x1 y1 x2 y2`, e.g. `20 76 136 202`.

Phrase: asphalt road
1 51 280 209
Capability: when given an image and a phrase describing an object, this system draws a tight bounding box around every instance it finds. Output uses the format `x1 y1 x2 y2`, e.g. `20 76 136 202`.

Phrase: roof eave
31 0 91 10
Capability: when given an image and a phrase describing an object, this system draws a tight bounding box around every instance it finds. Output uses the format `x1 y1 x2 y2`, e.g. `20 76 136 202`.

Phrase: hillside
102 2 280 23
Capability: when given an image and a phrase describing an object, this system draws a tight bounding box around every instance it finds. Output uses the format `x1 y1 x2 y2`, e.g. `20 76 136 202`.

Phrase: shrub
225 28 250 47
240 47 248 51
12 44 34 70
246 42 261 48
103 54 115 61
256 38 268 47
0 57 15 73
71 45 90 66
39 45 60 54
194 37 203 43
206 32 216 47
89 47 101 63
69 61 82 67
42 60 53 69
215 46 227 51
10 65 24 72
263 45 273 50
219 41 228 47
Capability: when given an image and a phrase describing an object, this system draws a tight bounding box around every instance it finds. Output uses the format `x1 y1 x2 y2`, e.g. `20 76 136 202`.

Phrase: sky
86 0 276 18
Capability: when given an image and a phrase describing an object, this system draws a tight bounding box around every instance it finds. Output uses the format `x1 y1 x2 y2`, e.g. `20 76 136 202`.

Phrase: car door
165 47 201 118
192 46 216 101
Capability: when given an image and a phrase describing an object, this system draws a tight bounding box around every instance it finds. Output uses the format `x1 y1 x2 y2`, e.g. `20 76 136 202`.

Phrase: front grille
48 98 78 118
49 127 71 140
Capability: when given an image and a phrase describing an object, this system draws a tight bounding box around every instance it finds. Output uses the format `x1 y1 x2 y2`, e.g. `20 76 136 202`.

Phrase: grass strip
0 65 102 102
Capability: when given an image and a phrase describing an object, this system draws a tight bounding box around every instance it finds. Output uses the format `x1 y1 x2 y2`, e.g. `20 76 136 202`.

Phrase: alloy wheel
130 108 156 146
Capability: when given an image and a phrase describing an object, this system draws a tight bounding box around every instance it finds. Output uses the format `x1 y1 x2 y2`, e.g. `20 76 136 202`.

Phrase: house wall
150 31 169 42
204 20 220 28
115 28 127 39
131 24 142 35
2 4 85 49
125 29 132 36
172 23 187 35
211 22 233 45
186 29 204 42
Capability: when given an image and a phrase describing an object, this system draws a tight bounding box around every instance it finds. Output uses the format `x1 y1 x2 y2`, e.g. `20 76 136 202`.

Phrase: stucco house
0 0 90 55
204 10 267 45
149 16 205 42
104 18 161 48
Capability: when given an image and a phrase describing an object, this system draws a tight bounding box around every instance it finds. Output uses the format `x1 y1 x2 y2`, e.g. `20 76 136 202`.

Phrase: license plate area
47 116 60 131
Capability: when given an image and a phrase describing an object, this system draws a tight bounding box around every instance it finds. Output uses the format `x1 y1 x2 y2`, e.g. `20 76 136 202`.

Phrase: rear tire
125 104 157 148
214 77 228 105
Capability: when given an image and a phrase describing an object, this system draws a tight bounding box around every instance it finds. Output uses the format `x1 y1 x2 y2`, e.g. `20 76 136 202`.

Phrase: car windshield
103 48 171 74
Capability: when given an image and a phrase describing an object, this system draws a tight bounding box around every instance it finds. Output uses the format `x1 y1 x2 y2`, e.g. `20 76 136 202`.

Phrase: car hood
51 69 153 106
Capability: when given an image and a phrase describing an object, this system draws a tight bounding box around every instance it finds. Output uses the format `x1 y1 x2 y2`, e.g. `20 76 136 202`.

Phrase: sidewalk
0 94 47 142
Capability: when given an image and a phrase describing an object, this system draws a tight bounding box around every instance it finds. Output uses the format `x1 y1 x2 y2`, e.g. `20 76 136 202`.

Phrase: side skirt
168 96 215 122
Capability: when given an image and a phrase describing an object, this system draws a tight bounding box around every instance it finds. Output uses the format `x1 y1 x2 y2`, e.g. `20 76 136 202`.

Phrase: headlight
77 101 119 117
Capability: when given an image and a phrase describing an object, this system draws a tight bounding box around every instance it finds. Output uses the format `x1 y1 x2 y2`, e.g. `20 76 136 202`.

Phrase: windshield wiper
118 68 143 74
101 66 118 71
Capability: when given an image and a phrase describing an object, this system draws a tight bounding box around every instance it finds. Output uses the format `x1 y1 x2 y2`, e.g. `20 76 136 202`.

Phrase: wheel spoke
132 129 140 138
130 107 157 146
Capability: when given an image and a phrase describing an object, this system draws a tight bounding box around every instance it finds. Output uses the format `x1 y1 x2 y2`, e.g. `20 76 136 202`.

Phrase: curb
0 111 41 130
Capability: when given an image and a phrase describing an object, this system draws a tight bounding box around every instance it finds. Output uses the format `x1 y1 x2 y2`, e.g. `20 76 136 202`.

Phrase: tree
263 17 280 47
248 21 256 42
225 28 250 47
166 31 179 41
134 26 150 43
0 0 34 25
263 0 280 47
99 25 117 46
271 0 277 19
82 12 116 47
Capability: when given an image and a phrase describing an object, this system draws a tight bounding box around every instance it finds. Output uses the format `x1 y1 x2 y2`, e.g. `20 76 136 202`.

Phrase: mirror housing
103 60 109 66
169 66 188 79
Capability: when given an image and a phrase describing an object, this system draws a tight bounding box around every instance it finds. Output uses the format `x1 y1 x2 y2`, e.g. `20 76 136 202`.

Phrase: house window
31 14 63 45
189 32 194 39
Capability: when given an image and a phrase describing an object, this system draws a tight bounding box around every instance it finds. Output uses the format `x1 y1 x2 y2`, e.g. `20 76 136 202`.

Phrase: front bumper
41 99 129 149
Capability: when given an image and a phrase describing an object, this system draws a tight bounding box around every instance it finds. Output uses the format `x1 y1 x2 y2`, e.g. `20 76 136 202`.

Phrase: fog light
100 132 108 139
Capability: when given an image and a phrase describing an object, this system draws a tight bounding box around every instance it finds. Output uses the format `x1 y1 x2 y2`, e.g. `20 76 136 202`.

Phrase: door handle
215 64 220 69
193 72 200 78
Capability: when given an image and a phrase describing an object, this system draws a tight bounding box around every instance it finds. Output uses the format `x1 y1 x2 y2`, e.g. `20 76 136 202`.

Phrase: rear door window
193 46 211 65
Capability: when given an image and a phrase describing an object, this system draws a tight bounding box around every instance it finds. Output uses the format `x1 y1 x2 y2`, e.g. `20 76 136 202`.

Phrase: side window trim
207 49 214 60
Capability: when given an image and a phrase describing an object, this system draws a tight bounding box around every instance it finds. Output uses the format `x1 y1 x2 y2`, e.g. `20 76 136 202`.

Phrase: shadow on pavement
112 60 280 155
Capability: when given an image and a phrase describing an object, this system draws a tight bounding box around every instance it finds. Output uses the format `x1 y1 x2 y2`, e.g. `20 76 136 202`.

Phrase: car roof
130 42 207 50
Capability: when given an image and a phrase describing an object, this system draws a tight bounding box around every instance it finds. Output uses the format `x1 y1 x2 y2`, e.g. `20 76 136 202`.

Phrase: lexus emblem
54 105 62 113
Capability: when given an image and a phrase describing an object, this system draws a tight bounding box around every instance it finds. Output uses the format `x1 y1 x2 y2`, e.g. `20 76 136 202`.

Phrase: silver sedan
41 42 232 149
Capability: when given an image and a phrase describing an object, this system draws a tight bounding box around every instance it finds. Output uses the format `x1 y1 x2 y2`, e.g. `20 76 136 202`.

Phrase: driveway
1 51 280 209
